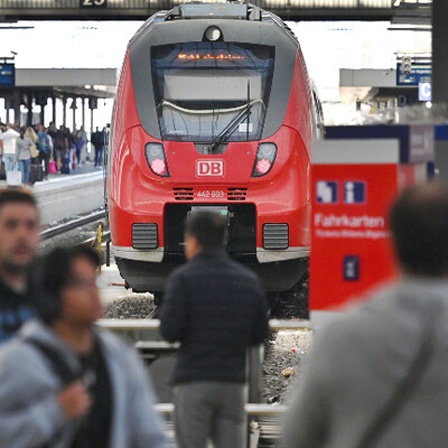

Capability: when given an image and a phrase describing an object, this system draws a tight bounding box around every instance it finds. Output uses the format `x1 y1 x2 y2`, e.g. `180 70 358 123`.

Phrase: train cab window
151 42 274 142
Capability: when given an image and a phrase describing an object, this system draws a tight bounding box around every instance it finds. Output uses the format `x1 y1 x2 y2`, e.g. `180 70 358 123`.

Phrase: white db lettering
196 160 224 177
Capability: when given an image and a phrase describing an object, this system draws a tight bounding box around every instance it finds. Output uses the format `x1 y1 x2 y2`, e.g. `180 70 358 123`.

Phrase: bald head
390 183 448 277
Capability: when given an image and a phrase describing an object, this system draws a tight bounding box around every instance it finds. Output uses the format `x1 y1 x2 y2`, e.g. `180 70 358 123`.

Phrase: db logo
196 160 225 177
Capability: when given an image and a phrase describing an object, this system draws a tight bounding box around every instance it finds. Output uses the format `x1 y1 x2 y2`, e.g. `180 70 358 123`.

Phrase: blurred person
54 125 68 172
65 127 76 170
25 125 38 142
87 127 94 161
36 123 52 180
159 210 269 448
0 188 40 344
0 123 3 172
0 246 168 448
16 127 33 184
74 129 85 167
91 126 105 169
80 125 88 162
282 183 448 448
0 123 20 172
61 148 72 174
25 125 39 163
47 121 57 149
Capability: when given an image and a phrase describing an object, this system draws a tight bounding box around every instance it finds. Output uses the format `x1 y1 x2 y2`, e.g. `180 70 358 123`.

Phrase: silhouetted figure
91 126 105 169
159 210 269 448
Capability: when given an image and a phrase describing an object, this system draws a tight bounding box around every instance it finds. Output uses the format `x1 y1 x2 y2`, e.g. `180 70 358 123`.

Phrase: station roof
16 68 116 88
0 67 116 99
0 0 432 23
339 68 420 104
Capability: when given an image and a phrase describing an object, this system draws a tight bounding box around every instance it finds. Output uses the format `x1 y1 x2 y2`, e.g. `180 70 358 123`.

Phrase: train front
108 3 313 294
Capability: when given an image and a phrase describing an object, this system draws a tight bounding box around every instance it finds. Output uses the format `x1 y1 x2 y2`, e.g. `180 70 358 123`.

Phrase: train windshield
151 42 274 142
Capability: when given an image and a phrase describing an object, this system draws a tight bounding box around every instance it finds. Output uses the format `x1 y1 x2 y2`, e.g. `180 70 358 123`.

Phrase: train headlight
205 26 222 42
251 143 277 177
145 143 170 177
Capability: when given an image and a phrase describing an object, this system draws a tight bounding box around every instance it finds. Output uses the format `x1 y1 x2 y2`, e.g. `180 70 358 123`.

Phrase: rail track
39 209 111 251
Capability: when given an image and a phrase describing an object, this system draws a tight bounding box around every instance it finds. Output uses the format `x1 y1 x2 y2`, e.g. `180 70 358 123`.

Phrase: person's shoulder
0 336 42 374
168 261 192 281
98 326 147 352
316 284 399 345
96 328 135 359
96 329 150 378
0 279 26 306
0 337 25 358
1 129 16 139
349 283 400 321
226 256 260 283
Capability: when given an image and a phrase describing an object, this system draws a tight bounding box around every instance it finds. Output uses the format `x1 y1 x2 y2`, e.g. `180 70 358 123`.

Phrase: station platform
33 158 103 186
0 159 105 225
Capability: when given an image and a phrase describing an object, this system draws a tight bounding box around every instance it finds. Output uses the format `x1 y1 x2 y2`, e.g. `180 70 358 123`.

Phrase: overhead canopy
339 68 421 105
16 68 116 88
0 0 432 23
0 67 117 127
0 67 116 99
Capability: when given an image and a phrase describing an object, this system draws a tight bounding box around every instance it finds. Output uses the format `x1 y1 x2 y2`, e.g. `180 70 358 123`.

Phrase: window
151 42 275 142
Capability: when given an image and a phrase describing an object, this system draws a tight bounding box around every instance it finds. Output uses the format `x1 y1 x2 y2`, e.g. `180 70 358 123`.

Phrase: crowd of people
0 181 448 447
0 122 108 185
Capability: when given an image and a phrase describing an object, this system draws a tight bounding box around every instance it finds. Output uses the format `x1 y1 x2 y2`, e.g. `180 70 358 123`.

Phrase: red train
107 2 322 303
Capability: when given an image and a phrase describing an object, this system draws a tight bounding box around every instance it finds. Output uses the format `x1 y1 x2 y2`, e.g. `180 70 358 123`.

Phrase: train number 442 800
196 190 225 198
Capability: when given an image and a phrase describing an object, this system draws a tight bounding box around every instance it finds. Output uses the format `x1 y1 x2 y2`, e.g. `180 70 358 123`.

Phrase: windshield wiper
206 81 253 154
206 102 252 154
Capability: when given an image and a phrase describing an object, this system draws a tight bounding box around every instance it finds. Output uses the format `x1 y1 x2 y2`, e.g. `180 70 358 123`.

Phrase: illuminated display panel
177 53 245 61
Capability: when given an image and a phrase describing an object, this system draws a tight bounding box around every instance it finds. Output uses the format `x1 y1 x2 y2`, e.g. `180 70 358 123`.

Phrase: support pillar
432 0 448 182
89 105 94 160
52 96 57 124
13 91 20 126
5 95 11 123
82 97 86 130
26 92 33 127
62 96 67 127
90 109 94 133
72 97 77 132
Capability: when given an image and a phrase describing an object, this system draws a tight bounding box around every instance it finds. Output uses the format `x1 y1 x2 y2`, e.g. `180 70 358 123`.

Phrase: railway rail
39 209 107 240
40 210 110 244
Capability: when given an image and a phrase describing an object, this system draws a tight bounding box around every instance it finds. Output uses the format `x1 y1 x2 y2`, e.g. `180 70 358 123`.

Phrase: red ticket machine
310 125 433 315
